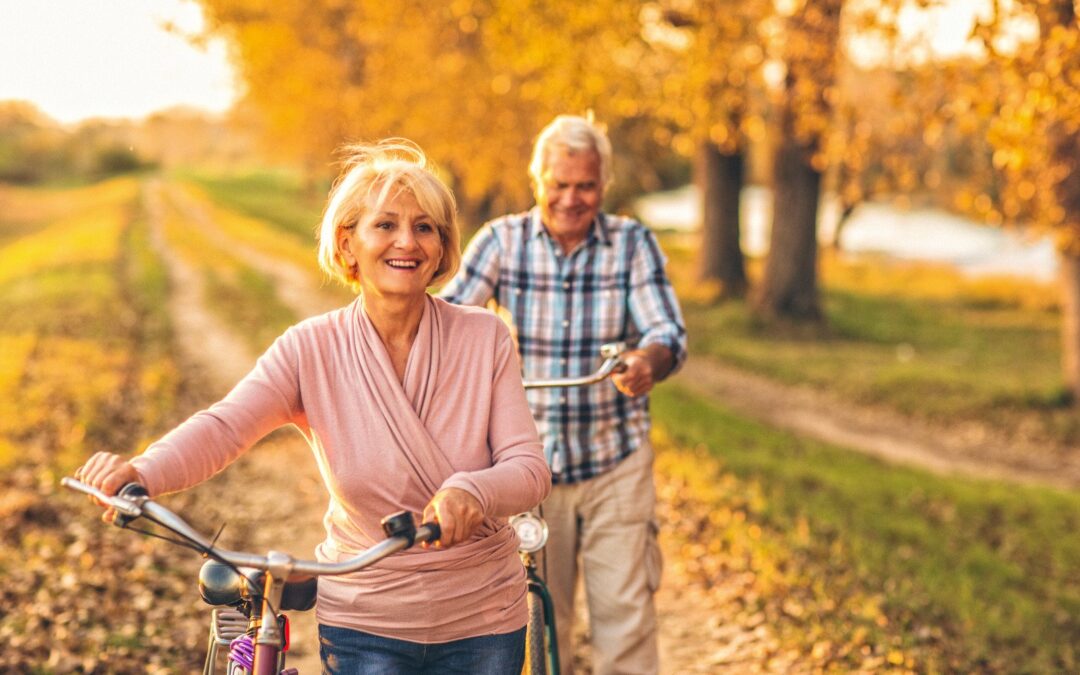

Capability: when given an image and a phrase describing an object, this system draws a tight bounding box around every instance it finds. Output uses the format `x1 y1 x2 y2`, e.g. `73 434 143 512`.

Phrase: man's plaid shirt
440 208 687 484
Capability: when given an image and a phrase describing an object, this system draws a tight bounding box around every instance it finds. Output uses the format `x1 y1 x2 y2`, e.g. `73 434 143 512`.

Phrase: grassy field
180 169 327 244
653 385 1079 672
0 179 182 471
661 239 1073 445
0 178 201 672
3 172 1077 672
0 175 334 672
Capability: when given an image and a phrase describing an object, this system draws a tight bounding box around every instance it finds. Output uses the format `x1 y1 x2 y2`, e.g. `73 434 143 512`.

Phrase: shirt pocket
593 276 628 340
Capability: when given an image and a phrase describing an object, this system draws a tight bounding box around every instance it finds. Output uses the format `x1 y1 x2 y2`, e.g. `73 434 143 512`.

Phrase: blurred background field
2 0 1080 672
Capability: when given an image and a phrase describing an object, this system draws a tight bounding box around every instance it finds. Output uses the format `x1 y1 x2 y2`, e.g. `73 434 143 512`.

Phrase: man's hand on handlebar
611 350 655 398
423 488 483 550
73 452 141 519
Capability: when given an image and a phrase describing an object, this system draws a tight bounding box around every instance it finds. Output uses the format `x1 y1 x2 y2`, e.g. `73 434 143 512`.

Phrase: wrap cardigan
130 295 551 642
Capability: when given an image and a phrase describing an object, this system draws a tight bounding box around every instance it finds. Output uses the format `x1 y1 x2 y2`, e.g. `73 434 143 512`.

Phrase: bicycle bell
199 560 262 607
509 512 548 553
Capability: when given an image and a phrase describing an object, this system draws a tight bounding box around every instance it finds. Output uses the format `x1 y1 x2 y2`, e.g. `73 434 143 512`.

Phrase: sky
0 0 236 124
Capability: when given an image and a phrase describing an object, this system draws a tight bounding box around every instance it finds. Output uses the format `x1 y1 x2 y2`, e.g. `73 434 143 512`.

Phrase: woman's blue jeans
318 623 526 674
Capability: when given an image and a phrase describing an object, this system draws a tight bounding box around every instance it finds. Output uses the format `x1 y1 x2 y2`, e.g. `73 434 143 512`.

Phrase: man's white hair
529 114 613 191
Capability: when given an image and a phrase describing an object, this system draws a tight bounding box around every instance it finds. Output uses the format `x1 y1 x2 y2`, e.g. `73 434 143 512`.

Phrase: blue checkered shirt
440 208 687 484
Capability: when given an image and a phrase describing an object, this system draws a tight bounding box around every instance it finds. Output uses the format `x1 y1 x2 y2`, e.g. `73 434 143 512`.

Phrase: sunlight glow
846 0 1037 68
0 0 236 124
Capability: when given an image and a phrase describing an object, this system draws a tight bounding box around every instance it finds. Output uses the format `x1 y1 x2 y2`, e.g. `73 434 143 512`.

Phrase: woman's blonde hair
317 140 461 291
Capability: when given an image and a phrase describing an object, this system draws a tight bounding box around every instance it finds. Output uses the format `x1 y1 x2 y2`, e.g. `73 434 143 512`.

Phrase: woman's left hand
423 488 484 549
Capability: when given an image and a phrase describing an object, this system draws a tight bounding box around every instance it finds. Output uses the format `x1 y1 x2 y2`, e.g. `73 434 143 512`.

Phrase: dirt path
145 179 327 670
144 181 253 391
673 357 1080 491
164 183 345 319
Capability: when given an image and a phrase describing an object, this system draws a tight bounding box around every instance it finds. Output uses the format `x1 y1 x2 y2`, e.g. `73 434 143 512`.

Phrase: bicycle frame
514 341 627 674
61 477 439 675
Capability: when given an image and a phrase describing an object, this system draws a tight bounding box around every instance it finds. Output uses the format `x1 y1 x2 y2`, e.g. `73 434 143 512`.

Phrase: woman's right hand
422 487 484 549
74 452 141 498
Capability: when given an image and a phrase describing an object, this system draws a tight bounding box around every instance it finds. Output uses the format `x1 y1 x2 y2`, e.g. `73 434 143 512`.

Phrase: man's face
535 146 603 252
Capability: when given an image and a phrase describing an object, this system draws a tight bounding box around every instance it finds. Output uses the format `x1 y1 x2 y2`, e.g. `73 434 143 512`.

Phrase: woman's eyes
372 220 435 233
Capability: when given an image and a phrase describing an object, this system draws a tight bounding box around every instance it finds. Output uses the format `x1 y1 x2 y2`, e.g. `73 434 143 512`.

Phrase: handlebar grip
417 521 441 545
118 483 149 498
114 483 149 527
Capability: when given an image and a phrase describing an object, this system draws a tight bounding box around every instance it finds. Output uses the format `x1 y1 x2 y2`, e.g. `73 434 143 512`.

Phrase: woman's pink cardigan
131 295 551 642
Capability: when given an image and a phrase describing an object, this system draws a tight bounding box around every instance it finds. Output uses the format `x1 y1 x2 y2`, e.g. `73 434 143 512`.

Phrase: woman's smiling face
339 186 444 300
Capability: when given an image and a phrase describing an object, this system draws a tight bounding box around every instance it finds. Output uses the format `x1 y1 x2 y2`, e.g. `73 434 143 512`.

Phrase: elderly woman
74 141 551 673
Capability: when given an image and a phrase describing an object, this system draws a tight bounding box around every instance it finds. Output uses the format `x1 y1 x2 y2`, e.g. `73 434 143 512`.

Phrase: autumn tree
650 0 771 298
194 1 387 184
867 0 1080 400
755 0 844 319
0 102 69 183
192 0 655 226
983 0 1080 398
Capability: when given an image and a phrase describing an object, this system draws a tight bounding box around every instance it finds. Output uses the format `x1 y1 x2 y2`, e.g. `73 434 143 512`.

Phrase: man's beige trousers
538 442 662 675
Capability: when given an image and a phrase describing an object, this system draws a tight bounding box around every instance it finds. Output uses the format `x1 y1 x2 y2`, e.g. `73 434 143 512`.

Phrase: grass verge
652 384 1080 672
662 238 1073 444
158 186 298 352
179 168 327 243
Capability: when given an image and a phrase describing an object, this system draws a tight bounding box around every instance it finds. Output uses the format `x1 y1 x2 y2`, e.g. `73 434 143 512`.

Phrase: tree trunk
1053 125 1080 401
457 190 495 236
1041 0 1079 402
755 134 823 319
830 203 857 250
1061 251 1080 402
697 140 748 297
445 164 496 236
752 0 840 321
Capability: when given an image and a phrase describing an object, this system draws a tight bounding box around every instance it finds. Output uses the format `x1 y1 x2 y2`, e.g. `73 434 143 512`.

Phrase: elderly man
441 115 686 674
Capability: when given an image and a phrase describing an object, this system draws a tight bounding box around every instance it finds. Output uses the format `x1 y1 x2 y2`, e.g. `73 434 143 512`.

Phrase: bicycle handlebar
522 341 628 390
60 477 441 577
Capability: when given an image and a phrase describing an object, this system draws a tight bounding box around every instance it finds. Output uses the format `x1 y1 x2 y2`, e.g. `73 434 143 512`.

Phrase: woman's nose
395 227 418 248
